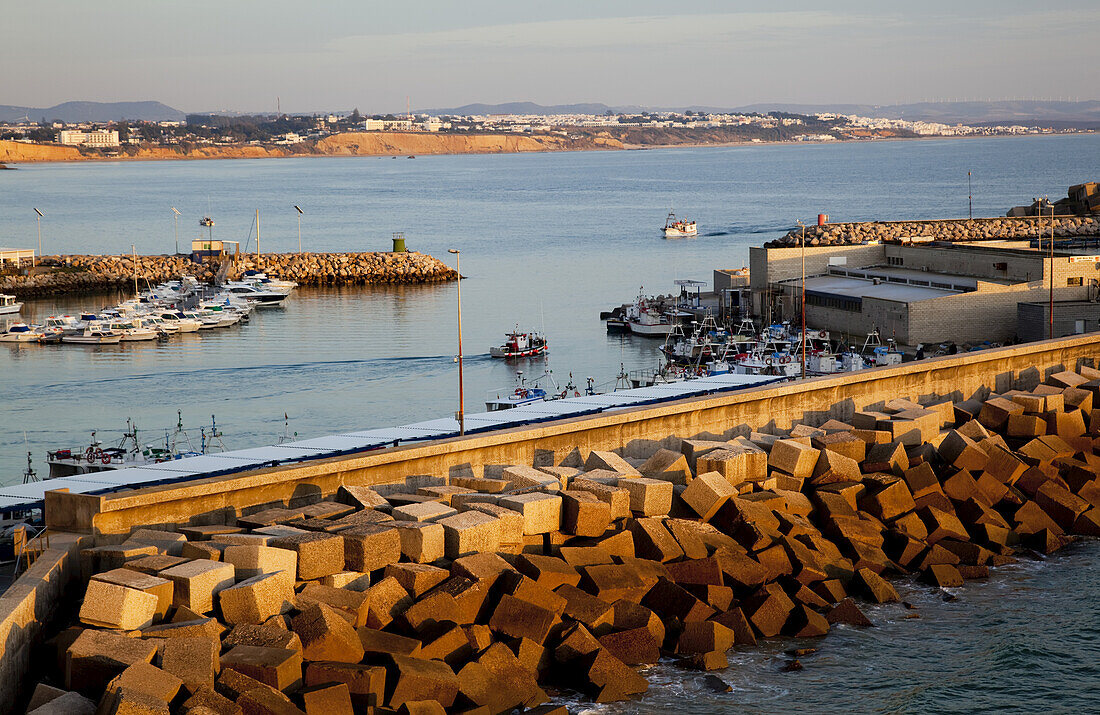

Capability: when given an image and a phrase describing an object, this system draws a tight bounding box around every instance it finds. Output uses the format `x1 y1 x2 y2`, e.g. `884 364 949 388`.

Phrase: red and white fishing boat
490 327 548 358
662 212 697 238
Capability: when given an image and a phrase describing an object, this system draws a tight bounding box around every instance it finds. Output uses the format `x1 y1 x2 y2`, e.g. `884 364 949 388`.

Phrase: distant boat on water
663 212 697 238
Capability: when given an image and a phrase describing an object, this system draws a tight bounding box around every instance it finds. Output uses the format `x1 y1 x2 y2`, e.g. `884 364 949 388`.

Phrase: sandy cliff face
0 132 622 164
0 140 82 162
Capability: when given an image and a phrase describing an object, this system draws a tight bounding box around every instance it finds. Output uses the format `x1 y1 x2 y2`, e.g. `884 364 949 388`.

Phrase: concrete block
224 624 303 653
302 682 354 715
627 518 684 563
89 568 172 622
319 571 371 591
390 521 445 564
463 502 525 544
337 485 390 509
160 560 236 614
364 576 413 629
219 572 295 625
616 477 673 516
106 662 184 703
810 449 862 485
26 690 96 715
220 645 303 692
128 528 187 556
304 662 385 708
502 465 561 490
681 471 736 520
560 490 612 536
384 563 450 597
161 635 220 692
439 510 501 558
584 450 641 475
768 439 819 478
222 545 298 583
639 448 692 484
392 501 457 522
65 629 157 695
488 593 560 643
387 656 459 709
497 492 563 535
569 479 631 519
698 442 767 486
340 524 402 573
292 603 365 663
269 532 344 580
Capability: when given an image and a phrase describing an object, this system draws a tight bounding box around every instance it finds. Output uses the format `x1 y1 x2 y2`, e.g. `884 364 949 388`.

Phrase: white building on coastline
58 129 120 148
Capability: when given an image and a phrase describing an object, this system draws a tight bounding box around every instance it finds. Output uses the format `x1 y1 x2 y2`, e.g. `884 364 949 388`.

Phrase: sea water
1 134 1098 711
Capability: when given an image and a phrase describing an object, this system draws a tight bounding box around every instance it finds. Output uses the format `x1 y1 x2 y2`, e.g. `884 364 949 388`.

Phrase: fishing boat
45 415 225 478
0 323 44 343
485 371 553 411
662 212 697 238
490 328 548 359
0 294 22 315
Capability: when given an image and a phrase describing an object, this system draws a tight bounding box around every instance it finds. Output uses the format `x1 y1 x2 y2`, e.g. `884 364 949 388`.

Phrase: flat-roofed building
58 129 120 147
749 240 1100 346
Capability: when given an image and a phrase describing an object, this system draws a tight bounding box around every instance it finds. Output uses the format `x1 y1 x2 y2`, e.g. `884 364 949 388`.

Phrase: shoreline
2 130 1092 166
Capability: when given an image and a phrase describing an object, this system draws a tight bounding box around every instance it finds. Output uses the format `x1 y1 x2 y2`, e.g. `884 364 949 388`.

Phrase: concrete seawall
0 251 458 298
45 332 1100 537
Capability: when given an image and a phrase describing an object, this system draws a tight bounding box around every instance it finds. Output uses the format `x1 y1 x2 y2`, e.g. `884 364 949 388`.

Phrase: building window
888 257 903 266
1068 277 1083 286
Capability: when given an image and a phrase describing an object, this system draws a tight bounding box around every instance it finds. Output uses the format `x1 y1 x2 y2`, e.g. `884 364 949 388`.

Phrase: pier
1 332 1098 712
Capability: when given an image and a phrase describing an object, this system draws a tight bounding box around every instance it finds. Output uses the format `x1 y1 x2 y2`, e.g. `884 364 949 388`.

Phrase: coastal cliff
0 131 622 164
0 251 458 297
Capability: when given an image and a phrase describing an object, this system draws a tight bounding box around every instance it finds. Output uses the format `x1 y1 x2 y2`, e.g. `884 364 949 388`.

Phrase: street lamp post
1048 200 1055 340
448 249 465 435
968 171 972 220
294 206 304 254
171 207 181 255
796 219 807 380
33 208 44 264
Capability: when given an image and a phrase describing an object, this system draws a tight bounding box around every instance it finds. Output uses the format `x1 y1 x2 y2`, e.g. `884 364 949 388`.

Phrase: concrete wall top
44 332 1100 537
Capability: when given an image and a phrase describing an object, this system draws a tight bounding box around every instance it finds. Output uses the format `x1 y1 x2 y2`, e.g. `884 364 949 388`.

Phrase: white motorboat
0 294 22 315
663 212 697 238
490 328 549 358
183 311 220 329
64 323 123 345
156 311 201 333
0 323 44 343
224 284 288 306
139 315 180 335
106 319 158 342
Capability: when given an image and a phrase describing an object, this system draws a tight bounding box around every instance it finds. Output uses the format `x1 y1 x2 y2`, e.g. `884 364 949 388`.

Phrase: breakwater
7 337 1098 712
0 251 458 298
767 215 1100 247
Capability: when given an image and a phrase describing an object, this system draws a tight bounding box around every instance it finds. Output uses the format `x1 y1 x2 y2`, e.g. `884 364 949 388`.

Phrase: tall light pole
968 171 972 219
294 206 304 254
33 208 43 262
1048 198 1055 340
800 222 807 380
171 207 181 255
448 249 465 435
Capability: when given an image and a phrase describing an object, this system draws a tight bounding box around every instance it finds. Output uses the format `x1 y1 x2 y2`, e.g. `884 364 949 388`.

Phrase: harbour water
2 134 1099 711
4 134 1098 484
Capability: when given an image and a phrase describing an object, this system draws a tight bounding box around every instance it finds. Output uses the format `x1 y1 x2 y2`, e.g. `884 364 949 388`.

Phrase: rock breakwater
767 216 1100 247
20 365 1100 712
0 251 458 298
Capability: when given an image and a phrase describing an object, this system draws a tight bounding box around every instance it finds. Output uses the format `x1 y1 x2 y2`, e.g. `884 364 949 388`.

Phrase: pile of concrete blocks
24 367 1100 713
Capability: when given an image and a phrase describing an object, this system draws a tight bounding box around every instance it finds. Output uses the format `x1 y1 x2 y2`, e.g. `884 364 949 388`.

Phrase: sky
1 1 1096 113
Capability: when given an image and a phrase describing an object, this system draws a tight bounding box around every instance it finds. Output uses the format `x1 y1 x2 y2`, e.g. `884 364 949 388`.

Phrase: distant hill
0 101 186 123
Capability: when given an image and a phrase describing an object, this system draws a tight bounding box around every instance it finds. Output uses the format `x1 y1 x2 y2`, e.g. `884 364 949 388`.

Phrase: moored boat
0 323 44 343
0 294 22 315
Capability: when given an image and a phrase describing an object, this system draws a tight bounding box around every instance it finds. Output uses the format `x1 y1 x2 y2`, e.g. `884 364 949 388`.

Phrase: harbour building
749 239 1100 346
